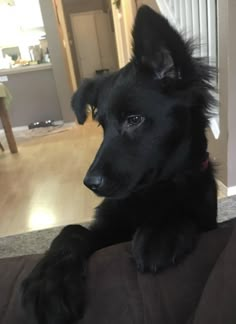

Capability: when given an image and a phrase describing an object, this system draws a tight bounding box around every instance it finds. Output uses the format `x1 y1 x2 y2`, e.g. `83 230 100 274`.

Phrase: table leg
0 98 18 153
0 142 4 151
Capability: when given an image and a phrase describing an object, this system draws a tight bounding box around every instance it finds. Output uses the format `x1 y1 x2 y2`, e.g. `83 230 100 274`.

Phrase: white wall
39 0 75 122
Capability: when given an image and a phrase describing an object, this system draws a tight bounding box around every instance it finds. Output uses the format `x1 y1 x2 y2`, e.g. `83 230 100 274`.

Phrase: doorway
71 10 118 79
58 0 119 87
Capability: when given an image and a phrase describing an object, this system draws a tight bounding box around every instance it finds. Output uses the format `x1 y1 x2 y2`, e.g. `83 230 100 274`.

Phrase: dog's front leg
132 220 198 273
21 223 129 324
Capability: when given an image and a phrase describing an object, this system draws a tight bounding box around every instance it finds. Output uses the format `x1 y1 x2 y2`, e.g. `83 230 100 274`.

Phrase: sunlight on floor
28 207 56 229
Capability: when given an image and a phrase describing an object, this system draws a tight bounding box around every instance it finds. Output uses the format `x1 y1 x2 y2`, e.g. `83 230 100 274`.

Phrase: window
0 0 50 70
156 0 219 139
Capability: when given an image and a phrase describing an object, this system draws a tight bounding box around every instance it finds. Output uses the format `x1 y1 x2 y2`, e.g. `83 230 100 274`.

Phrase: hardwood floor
0 121 227 237
0 121 102 237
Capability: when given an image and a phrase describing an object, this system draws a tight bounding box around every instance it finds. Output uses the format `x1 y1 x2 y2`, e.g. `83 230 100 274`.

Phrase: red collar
201 153 209 171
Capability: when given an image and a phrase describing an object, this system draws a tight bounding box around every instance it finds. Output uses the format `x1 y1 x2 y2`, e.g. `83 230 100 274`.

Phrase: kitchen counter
0 63 52 76
0 62 62 128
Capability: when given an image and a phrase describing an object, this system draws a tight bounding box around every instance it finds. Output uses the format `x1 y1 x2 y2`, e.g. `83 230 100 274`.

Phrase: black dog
22 6 217 324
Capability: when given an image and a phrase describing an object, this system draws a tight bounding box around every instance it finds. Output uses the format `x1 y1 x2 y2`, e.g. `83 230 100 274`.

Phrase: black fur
22 6 217 324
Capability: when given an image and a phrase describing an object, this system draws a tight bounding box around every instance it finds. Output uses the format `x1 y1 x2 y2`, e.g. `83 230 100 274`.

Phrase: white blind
156 0 217 67
156 0 219 138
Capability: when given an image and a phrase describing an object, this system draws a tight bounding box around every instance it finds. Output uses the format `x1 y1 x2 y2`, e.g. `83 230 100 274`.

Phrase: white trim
217 179 228 197
209 115 220 139
0 125 28 133
110 1 126 67
0 121 75 134
217 180 236 197
228 186 236 197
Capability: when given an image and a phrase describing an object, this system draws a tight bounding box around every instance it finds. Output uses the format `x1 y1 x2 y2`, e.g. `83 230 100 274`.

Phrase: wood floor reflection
0 121 102 237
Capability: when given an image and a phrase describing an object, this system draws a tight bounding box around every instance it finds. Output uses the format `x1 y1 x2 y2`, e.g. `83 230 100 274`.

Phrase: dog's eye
127 115 145 127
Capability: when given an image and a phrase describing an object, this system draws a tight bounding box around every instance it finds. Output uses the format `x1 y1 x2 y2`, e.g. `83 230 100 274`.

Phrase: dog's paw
21 225 92 324
22 253 86 324
132 223 197 273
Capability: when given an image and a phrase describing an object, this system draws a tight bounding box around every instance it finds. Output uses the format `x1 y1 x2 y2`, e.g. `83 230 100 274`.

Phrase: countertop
0 63 52 76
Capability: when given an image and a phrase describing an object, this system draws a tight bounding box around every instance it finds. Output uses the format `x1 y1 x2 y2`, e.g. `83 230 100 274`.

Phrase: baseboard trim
228 186 236 197
216 180 227 198
217 180 236 197
0 121 76 134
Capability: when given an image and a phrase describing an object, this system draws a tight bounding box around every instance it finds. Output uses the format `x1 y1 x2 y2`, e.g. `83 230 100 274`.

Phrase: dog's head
72 6 214 199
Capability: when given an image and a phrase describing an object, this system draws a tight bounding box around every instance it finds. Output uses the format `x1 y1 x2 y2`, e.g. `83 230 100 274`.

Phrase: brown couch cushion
0 254 41 324
80 225 233 324
0 222 235 324
191 221 236 324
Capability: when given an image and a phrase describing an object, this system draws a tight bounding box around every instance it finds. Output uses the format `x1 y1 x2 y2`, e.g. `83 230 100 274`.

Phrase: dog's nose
83 174 104 192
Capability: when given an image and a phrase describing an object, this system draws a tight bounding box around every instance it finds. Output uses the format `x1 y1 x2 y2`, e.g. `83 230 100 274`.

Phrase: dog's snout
84 174 104 192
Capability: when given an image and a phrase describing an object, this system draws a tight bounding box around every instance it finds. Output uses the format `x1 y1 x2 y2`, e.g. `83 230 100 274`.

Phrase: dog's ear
71 79 98 124
132 5 193 81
